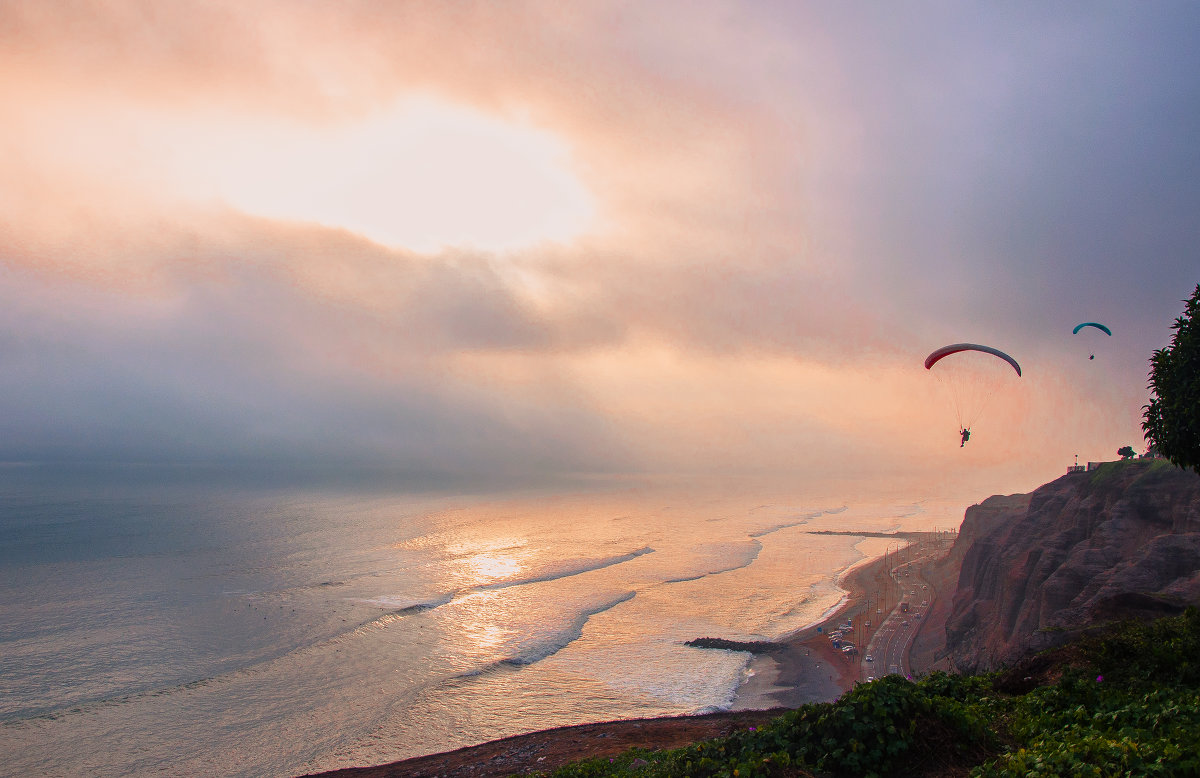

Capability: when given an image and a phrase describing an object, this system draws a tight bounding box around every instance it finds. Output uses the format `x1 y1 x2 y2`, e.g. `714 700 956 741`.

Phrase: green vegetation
541 609 1200 778
1143 283 1200 476
1087 460 1128 487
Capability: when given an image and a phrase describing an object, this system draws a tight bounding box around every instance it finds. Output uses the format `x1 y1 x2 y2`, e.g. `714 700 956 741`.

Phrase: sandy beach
731 532 932 710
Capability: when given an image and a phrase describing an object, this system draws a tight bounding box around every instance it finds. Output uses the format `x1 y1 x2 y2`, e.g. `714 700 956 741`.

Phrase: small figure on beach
960 427 971 447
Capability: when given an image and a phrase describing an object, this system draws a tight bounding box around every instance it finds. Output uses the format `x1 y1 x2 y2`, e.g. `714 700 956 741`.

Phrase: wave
455 591 638 679
748 506 848 538
346 547 654 627
747 521 805 538
475 547 654 591
663 540 762 583
351 593 455 613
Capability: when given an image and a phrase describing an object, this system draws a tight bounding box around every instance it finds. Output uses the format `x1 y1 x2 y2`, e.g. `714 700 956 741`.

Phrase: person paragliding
1073 322 1111 361
925 343 1021 447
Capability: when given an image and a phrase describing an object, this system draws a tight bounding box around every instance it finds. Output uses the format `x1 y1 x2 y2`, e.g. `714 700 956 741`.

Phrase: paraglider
925 343 1022 447
924 343 1022 376
1072 322 1111 360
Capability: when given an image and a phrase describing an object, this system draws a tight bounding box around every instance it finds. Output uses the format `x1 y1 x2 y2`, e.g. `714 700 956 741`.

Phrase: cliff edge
922 458 1200 675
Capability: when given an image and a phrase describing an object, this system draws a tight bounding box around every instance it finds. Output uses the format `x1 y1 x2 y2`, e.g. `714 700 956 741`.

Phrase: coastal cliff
928 458 1200 674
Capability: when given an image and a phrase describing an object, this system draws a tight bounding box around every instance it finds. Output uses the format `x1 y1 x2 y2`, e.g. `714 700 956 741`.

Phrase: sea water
0 468 963 777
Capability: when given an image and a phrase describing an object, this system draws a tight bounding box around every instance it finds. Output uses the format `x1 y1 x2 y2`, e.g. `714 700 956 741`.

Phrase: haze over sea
0 467 962 777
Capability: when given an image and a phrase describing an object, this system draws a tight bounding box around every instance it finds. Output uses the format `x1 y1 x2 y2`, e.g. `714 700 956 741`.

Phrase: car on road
865 654 873 662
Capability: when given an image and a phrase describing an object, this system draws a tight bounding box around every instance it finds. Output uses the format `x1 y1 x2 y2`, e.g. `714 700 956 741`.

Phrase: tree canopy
1143 283 1200 475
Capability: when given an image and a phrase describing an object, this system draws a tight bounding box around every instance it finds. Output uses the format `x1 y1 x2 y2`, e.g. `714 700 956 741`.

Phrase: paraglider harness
960 428 970 447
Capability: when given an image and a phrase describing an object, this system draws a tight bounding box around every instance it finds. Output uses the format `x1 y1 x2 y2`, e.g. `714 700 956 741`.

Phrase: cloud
0 254 631 479
1 1 1193 491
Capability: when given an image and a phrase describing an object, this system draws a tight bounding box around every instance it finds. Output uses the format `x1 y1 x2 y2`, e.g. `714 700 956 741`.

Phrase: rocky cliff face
938 459 1200 674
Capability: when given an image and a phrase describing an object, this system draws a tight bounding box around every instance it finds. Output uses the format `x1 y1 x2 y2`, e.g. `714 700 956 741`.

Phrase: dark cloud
750 2 1200 383
0 249 628 481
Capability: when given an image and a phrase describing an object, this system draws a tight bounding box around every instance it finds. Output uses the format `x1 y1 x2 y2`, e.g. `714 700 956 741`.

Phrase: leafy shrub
548 674 999 778
978 680 1200 776
545 611 1200 778
767 674 998 777
1081 607 1200 688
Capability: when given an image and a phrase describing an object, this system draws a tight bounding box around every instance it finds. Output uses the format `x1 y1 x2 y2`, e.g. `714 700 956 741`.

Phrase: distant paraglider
925 343 1022 446
1072 322 1112 336
1072 322 1112 360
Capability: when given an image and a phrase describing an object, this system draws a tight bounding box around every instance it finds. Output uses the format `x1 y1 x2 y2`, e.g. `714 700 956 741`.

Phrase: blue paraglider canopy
1072 322 1112 336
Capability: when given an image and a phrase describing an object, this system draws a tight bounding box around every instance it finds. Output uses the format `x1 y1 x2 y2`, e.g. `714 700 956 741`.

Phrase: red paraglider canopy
924 343 1021 377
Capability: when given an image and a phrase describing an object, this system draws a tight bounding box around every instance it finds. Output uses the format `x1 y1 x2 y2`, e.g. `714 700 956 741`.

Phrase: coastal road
861 547 935 681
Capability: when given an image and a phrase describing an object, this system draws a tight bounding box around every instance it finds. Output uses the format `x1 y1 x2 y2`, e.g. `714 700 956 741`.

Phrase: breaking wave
476 547 654 591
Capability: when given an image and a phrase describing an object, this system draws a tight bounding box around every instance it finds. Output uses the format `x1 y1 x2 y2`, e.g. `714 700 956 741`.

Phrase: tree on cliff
1117 445 1136 459
1143 283 1200 475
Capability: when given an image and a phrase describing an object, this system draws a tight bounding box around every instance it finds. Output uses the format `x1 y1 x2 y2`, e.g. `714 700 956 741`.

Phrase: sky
1 1 1197 500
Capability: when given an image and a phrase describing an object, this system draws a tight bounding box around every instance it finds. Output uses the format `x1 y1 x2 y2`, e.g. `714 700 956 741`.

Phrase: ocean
0 468 964 777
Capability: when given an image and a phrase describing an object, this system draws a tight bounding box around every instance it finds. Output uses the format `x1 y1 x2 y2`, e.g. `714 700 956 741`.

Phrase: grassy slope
541 609 1200 778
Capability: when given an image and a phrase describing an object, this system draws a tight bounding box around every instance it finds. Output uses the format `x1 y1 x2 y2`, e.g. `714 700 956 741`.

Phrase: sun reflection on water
464 553 523 582
451 591 514 655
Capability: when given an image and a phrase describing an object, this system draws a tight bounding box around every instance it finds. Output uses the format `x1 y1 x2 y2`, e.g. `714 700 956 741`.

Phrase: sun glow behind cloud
5 94 596 256
158 98 596 253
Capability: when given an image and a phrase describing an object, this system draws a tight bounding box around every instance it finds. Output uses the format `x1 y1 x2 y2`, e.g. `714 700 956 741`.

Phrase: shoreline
728 537 907 710
301 533 941 777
